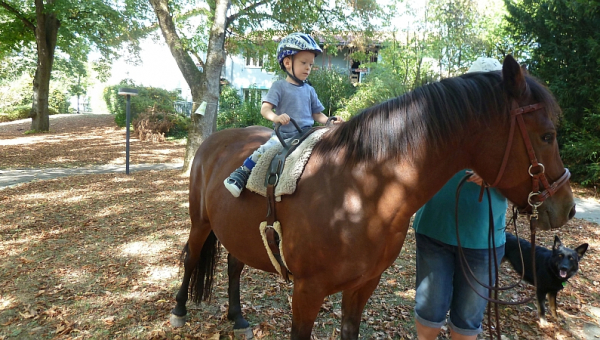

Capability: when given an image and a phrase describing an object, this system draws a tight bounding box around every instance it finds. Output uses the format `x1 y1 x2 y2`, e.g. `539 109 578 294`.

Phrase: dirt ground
0 114 185 169
0 114 599 339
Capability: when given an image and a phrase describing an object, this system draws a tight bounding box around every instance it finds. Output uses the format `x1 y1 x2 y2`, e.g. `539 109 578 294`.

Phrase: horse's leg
290 280 327 340
227 253 253 339
170 226 219 327
340 276 381 340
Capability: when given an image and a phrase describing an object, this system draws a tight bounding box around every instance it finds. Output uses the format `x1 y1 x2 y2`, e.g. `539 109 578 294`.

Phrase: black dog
504 232 588 323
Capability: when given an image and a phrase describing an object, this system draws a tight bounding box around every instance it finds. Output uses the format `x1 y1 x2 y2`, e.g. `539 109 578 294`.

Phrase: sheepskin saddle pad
246 128 328 201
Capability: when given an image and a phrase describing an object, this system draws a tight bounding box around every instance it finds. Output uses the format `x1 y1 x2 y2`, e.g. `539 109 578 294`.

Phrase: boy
224 32 343 197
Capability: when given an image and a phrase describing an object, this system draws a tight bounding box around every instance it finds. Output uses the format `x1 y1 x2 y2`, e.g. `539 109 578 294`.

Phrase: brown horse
170 56 576 339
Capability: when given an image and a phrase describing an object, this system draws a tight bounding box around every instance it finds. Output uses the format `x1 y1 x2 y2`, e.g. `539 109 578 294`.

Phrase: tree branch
226 0 270 27
0 0 36 32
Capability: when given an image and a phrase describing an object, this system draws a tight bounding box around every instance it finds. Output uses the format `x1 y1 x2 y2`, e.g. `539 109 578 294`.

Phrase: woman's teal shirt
412 170 507 249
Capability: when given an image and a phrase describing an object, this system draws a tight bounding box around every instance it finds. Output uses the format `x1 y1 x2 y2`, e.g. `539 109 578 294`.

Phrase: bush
309 67 356 117
49 88 70 113
166 113 191 139
0 105 59 123
217 85 270 130
103 80 181 127
558 113 600 187
132 111 190 142
340 66 408 118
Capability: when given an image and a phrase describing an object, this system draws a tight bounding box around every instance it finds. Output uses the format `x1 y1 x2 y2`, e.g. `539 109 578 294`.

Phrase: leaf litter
0 115 599 339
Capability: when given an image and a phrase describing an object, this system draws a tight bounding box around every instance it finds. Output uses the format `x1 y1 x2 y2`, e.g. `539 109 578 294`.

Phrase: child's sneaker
224 166 251 197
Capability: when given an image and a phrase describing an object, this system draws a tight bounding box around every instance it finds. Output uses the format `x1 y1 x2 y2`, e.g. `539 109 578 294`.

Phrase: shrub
217 85 269 130
558 112 600 187
103 80 181 127
309 67 356 117
49 88 70 113
0 105 58 122
166 114 191 139
132 109 193 142
340 66 408 118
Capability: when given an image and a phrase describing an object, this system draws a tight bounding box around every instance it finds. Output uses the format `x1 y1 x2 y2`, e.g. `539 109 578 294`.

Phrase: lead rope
455 174 538 339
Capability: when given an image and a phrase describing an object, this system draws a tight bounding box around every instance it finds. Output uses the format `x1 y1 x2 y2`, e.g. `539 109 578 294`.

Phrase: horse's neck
393 144 471 217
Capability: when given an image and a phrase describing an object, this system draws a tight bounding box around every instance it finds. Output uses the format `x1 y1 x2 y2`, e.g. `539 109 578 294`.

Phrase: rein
455 100 571 339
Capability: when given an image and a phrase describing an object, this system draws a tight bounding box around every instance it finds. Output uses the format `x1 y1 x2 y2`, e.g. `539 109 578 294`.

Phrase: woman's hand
465 170 488 186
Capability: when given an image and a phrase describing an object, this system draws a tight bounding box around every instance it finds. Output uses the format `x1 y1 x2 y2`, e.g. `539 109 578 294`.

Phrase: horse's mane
313 71 561 164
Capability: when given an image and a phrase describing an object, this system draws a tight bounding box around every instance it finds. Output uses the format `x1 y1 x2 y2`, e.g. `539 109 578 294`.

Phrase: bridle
456 98 572 339
490 100 571 218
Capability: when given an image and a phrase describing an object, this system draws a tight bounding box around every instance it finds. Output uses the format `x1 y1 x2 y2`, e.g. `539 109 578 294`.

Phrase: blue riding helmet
276 33 323 69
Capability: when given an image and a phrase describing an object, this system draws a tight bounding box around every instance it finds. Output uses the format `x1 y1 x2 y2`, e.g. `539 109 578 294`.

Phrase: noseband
490 101 571 217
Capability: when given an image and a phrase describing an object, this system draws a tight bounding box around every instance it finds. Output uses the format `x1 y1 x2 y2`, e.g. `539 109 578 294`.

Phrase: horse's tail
183 231 221 303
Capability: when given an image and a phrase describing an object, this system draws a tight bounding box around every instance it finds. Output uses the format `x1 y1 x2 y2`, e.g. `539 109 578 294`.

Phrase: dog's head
552 235 588 280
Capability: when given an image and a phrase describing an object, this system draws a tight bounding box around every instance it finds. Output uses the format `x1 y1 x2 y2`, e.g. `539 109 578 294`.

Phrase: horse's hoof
169 313 187 328
233 327 253 339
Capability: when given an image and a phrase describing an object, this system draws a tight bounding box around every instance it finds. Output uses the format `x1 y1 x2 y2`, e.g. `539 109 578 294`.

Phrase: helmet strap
284 55 305 86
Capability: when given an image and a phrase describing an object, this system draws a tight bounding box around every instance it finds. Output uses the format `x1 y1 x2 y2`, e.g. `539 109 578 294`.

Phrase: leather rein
455 99 571 339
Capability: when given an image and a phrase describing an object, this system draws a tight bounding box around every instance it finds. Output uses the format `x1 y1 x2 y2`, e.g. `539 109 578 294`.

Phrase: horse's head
476 55 575 230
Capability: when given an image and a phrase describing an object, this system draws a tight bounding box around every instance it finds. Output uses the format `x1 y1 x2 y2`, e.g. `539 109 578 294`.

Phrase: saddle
261 126 320 282
251 118 336 282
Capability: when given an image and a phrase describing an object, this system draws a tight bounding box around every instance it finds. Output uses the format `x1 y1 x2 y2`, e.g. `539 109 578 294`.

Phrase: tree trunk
150 0 229 173
31 0 60 132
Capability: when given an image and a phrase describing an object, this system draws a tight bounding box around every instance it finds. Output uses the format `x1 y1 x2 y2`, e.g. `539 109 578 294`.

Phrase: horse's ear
502 55 528 98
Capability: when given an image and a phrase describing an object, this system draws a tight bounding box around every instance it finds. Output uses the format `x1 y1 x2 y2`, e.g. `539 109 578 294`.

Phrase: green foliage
309 68 356 116
103 80 182 127
558 112 600 187
167 114 191 139
132 111 189 141
341 67 408 118
0 105 58 123
0 74 33 111
48 88 70 114
217 85 270 130
505 0 600 186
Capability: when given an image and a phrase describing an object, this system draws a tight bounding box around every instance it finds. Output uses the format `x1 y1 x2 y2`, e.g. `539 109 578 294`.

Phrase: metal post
118 88 138 175
125 94 131 174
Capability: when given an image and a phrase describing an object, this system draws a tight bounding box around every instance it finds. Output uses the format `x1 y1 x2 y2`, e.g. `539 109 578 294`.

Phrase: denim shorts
414 233 505 336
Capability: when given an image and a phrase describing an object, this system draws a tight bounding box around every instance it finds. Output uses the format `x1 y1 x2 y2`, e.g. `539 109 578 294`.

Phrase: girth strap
265 184 291 282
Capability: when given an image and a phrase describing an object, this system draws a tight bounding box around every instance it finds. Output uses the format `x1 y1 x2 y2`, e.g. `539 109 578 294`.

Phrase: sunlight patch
120 241 169 256
144 265 179 282
395 289 415 299
60 268 90 284
0 295 17 311
111 177 135 183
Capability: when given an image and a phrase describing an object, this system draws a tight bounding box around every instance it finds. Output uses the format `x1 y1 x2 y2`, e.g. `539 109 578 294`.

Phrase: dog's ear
553 235 562 251
575 243 588 258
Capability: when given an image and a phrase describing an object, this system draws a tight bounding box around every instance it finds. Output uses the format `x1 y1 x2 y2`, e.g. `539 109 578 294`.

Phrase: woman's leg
414 233 455 340
447 244 505 338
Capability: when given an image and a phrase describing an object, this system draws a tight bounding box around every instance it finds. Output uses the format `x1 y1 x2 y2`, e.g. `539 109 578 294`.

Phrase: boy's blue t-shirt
263 80 325 138
412 170 507 249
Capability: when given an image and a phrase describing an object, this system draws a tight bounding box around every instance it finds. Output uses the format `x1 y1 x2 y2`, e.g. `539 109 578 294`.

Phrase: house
222 35 382 101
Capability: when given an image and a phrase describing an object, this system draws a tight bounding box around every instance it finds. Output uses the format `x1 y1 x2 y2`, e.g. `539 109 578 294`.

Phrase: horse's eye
542 133 555 143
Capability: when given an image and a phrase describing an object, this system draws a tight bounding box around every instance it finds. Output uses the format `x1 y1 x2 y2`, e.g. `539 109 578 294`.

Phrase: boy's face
283 51 315 82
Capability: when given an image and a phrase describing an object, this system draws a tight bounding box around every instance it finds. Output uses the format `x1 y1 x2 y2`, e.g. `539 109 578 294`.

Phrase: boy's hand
274 114 291 125
332 116 344 123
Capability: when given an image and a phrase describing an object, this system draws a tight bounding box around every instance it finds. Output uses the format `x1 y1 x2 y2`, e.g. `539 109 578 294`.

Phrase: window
245 51 264 68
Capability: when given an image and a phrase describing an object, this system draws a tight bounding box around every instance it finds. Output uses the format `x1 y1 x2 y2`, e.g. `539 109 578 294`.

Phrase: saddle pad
246 128 328 200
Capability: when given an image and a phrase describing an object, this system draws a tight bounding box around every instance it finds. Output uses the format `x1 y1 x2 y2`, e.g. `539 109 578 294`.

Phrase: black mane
313 71 560 164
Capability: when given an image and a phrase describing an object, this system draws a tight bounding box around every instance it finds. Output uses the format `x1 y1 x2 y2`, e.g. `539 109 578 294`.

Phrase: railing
173 101 193 116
